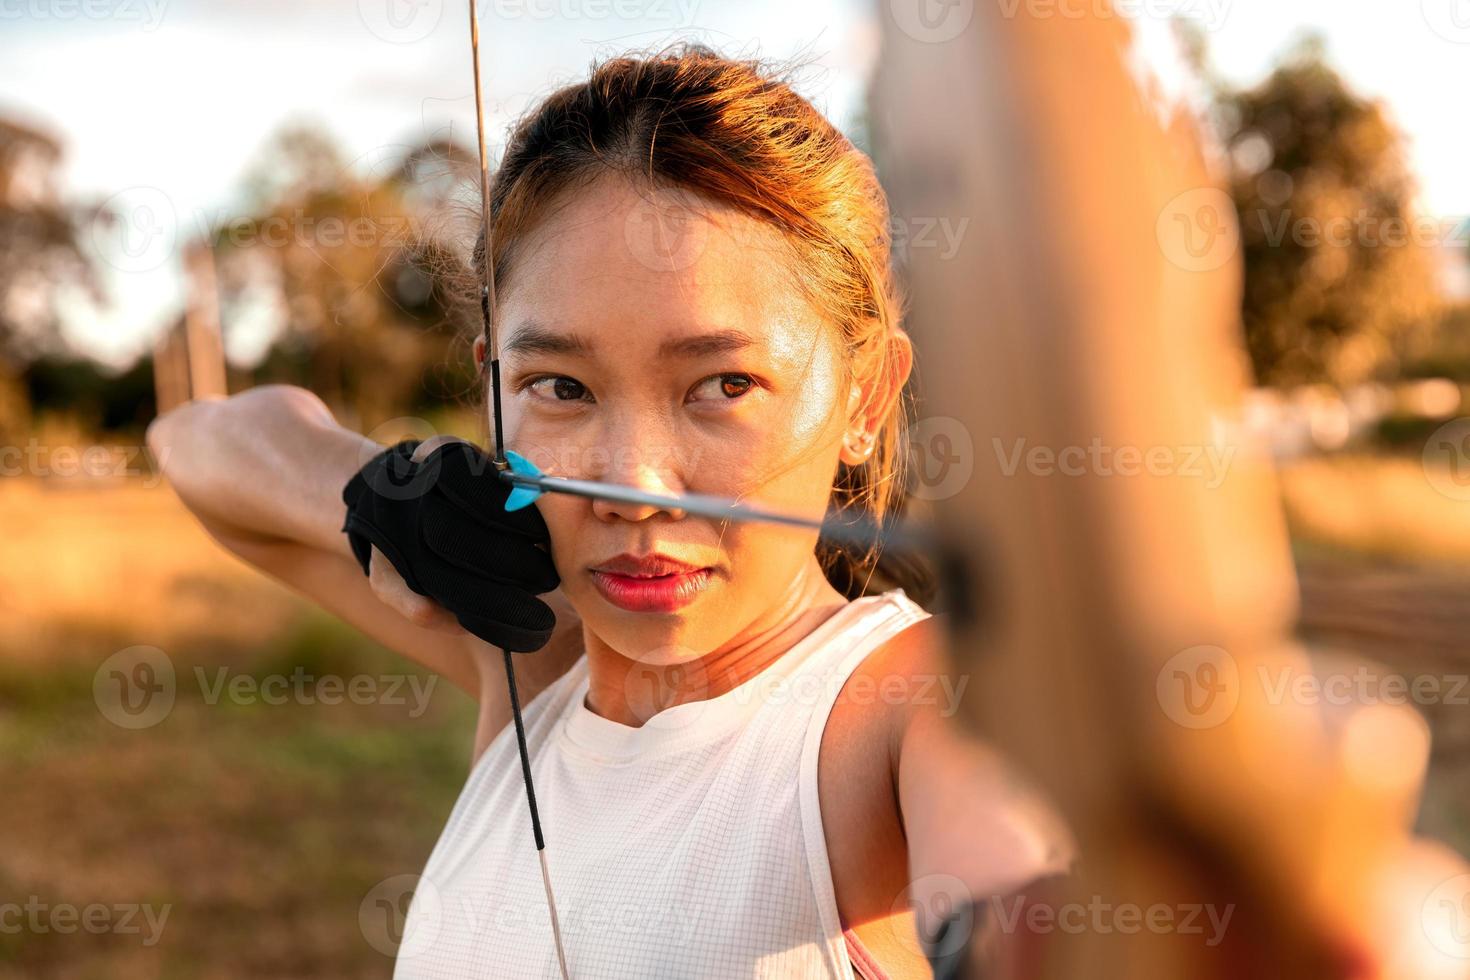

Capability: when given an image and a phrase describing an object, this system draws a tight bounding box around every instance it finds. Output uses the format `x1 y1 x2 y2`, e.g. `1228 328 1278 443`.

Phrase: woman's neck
581 558 851 728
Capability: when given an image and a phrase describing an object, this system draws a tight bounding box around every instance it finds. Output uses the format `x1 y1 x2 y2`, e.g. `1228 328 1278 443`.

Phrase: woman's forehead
498 176 828 358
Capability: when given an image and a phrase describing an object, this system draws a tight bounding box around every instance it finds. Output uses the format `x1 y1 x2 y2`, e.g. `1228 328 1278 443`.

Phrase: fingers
410 434 468 464
452 595 558 653
420 496 560 592
368 546 465 634
423 442 551 538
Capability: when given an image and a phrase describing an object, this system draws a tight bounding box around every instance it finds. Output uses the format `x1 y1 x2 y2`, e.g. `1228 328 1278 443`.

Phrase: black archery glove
341 439 560 652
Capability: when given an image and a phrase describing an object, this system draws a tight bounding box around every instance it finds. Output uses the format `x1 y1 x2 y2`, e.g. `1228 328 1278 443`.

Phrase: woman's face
491 174 859 661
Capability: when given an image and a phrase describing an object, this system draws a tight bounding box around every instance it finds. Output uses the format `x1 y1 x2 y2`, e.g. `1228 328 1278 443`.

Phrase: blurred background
3 1 1469 977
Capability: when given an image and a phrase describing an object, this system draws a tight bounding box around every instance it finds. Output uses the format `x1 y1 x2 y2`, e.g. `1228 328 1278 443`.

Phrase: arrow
498 449 941 555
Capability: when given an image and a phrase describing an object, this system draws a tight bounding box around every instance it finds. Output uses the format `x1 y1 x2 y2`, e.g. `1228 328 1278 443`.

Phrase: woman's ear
839 330 914 466
473 334 488 370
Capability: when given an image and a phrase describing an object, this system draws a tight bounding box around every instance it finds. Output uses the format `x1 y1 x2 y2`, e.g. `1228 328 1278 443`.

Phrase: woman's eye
526 376 592 402
689 373 756 403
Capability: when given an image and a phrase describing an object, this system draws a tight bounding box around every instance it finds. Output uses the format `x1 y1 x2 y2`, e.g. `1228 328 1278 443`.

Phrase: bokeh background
4 1 1470 977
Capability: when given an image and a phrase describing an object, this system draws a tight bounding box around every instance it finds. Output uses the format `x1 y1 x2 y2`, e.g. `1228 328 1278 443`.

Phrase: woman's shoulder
816 605 949 970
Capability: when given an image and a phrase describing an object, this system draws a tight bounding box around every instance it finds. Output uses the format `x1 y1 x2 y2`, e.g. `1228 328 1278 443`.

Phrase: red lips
588 552 713 612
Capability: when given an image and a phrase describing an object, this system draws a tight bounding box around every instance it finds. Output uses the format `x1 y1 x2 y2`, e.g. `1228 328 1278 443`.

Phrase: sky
1 0 1466 366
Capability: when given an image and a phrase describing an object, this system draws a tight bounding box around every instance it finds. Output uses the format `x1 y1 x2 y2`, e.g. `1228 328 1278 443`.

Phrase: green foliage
1214 37 1442 387
216 124 481 433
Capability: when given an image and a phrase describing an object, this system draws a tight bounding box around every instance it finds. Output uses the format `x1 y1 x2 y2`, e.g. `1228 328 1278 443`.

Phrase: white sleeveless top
393 589 931 980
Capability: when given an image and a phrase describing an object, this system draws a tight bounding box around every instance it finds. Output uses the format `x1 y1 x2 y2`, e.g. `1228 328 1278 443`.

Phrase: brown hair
467 44 934 607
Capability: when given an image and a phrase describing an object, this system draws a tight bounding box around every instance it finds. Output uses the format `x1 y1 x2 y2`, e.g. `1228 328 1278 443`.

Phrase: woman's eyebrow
502 322 758 359
657 329 758 358
502 322 593 358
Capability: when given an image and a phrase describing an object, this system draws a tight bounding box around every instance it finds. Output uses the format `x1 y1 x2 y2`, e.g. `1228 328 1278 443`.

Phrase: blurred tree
1212 35 1441 387
214 125 480 431
24 352 156 433
0 116 100 438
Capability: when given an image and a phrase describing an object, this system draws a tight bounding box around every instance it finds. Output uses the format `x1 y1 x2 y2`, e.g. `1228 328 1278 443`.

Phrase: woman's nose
588 440 689 524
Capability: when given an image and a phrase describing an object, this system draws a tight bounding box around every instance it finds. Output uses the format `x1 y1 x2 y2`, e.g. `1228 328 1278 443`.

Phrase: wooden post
153 240 227 414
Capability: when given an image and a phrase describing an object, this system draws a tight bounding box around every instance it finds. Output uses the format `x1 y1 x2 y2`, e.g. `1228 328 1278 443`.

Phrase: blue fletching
502 450 544 511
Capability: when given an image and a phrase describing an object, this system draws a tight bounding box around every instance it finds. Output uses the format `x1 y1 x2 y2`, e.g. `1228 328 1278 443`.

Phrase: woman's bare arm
889 621 1075 908
144 384 583 711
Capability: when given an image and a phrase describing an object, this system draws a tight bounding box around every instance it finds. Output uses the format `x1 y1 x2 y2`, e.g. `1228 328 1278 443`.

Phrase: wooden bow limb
876 5 1465 978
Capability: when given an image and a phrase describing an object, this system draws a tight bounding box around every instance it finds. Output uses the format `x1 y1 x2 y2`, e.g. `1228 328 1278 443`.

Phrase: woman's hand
341 437 563 653
148 385 584 703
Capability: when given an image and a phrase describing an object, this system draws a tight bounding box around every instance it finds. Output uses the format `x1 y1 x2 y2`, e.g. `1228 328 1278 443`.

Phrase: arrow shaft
499 469 936 554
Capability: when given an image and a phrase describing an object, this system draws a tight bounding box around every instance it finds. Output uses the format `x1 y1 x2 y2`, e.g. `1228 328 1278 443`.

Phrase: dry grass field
3 454 1468 977
1 479 478 979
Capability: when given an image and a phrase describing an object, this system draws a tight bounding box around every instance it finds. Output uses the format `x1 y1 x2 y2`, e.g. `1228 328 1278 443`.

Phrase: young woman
149 47 1070 979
